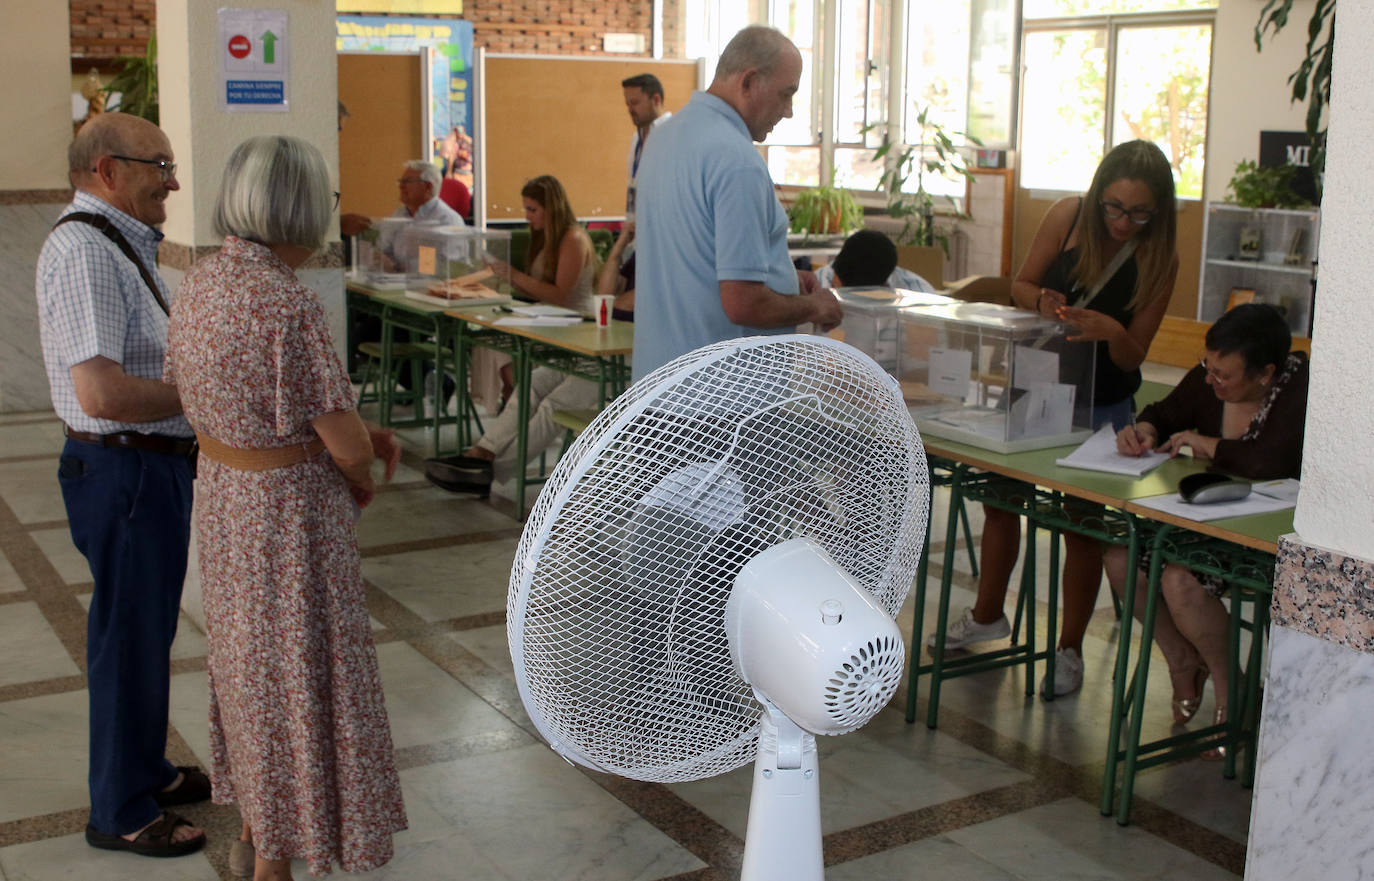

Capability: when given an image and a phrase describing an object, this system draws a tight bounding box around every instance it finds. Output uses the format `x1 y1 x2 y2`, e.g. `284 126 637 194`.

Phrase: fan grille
509 336 929 783
823 635 907 732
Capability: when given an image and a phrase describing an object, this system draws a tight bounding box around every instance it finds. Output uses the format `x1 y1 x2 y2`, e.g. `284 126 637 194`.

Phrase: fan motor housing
727 538 906 736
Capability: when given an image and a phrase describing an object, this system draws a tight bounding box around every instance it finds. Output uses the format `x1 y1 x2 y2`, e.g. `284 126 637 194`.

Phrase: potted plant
103 30 159 124
787 183 863 238
868 105 981 253
1225 160 1313 209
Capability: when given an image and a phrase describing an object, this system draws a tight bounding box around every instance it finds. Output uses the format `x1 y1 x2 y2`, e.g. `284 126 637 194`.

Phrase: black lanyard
53 212 170 316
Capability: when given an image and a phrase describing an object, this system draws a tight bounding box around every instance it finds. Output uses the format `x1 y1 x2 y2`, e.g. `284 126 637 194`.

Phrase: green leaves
103 30 159 124
1255 0 1333 196
1225 160 1312 209
866 105 981 248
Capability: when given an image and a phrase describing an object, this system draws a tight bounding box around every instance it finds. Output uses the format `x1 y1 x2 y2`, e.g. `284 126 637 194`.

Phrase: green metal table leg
1100 516 1140 816
925 465 967 729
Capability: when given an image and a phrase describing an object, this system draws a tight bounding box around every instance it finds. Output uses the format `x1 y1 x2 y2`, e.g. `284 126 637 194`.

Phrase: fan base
740 704 822 881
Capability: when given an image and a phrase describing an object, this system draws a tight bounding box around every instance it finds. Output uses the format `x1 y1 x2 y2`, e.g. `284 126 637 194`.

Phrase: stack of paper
508 304 582 318
493 315 583 327
1055 425 1170 477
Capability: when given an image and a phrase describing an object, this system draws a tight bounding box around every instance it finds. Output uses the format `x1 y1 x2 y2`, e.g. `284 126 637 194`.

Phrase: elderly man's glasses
106 155 178 182
1100 199 1154 225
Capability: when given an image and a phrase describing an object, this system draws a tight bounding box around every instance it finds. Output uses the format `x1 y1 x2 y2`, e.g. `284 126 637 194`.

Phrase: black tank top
1041 200 1141 406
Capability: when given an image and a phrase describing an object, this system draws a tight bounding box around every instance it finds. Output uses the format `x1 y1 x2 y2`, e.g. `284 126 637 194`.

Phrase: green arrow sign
262 30 277 64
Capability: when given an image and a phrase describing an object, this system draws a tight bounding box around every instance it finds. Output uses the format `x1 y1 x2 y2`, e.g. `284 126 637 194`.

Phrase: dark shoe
85 811 206 858
154 765 211 807
424 455 494 496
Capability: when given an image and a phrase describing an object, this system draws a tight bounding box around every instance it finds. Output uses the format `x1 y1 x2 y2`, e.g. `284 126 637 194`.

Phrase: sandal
1170 664 1209 725
154 765 212 807
85 810 206 858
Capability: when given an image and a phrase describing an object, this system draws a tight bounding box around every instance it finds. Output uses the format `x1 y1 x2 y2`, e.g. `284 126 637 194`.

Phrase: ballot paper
1131 480 1299 522
929 348 973 400
1012 345 1059 391
1020 383 1076 438
1055 425 1170 477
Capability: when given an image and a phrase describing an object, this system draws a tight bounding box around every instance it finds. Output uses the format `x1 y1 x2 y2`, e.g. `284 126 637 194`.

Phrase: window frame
1017 7 1217 200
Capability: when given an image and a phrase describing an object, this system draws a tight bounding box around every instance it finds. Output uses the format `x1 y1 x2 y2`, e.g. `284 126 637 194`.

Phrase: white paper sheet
1013 345 1059 391
1131 488 1297 522
929 348 973 400
1022 383 1076 437
509 304 582 318
492 316 583 327
1252 478 1301 504
1055 425 1170 477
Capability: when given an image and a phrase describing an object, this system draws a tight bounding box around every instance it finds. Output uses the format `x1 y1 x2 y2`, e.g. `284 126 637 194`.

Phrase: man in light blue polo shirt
632 25 842 381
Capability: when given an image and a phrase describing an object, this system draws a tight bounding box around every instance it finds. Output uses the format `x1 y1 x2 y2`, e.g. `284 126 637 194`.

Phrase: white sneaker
1040 647 1084 698
926 607 1011 652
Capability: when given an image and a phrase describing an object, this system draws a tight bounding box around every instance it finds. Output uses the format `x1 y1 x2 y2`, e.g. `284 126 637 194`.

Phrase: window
1019 3 1214 198
676 0 1017 198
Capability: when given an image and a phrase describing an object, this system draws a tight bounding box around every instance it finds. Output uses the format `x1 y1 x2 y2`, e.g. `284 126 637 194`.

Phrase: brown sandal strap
196 433 327 472
136 811 193 846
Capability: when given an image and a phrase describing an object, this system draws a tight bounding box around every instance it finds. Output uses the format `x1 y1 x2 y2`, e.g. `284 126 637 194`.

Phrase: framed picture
1237 227 1262 261
1227 287 1256 311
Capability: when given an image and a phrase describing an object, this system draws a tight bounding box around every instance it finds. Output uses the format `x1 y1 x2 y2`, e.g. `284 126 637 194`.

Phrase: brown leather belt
64 425 198 457
195 433 327 472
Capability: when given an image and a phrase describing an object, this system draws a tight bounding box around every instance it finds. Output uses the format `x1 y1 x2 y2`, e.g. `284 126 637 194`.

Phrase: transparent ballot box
353 217 414 284
827 287 955 376
354 221 512 305
897 302 1095 454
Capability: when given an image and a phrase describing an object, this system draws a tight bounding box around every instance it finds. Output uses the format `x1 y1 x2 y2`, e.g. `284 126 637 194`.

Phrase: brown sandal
154 765 212 807
85 810 206 857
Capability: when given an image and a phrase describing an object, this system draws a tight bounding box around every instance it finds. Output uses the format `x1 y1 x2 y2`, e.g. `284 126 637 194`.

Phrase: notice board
338 52 425 220
482 55 699 221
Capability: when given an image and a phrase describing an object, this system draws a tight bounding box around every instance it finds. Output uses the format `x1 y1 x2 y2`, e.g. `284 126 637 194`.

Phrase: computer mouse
1178 472 1252 504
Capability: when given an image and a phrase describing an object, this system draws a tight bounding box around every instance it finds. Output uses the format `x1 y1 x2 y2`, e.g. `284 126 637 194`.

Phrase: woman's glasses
1100 199 1154 225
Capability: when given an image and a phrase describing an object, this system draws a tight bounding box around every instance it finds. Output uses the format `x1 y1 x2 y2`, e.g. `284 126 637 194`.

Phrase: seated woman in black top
1106 303 1307 746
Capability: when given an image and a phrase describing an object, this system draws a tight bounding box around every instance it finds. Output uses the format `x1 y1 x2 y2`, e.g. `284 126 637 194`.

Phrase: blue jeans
1091 397 1136 432
58 440 194 835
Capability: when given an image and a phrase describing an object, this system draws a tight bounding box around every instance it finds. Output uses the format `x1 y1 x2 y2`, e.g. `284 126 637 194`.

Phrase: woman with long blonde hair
928 140 1179 698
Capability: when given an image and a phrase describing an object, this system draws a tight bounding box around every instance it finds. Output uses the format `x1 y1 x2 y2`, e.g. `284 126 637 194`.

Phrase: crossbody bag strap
1074 237 1137 310
54 212 171 316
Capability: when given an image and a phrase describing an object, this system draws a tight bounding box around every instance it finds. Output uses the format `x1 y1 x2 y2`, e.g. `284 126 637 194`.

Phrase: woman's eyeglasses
1100 199 1154 225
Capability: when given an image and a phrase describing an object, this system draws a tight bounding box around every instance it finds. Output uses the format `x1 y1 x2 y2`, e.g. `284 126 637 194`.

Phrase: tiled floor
0 389 1257 880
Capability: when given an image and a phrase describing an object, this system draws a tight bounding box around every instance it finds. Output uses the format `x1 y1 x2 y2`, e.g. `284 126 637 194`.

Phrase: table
448 307 633 518
347 280 502 455
909 397 1293 824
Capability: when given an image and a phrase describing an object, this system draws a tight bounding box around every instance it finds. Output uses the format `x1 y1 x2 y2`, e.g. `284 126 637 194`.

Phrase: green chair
507 226 614 276
355 340 455 428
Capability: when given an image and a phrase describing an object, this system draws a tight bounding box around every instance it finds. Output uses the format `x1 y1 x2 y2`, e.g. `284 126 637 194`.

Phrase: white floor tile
0 832 218 881
0 690 89 823
28 528 91 586
0 602 79 687
375 641 524 750
364 538 517 622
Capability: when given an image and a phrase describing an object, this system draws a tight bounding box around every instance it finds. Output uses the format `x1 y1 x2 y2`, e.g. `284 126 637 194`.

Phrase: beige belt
195 433 326 472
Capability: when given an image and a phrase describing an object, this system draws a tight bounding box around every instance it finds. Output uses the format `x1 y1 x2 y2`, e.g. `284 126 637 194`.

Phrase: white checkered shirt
35 191 193 437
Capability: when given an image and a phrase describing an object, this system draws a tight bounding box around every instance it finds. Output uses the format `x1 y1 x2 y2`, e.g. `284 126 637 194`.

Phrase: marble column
1246 537 1374 878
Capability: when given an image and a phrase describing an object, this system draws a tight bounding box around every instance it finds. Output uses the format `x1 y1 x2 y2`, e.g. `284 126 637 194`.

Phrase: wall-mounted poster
336 15 475 189
220 8 290 113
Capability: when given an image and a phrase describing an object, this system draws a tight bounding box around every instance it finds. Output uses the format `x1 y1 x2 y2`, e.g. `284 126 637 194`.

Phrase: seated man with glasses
1107 302 1307 752
376 159 463 271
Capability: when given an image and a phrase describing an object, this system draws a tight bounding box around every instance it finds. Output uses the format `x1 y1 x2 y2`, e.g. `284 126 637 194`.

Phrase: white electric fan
507 335 929 880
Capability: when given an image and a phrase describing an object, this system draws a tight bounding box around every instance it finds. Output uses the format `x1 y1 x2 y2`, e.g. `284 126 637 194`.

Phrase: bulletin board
481 55 700 221
338 52 425 219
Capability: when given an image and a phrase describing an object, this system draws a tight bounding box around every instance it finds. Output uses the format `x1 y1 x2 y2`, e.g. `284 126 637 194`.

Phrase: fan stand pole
740 699 823 881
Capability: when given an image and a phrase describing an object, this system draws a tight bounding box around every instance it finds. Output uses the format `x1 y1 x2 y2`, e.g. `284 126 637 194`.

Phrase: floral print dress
166 237 406 875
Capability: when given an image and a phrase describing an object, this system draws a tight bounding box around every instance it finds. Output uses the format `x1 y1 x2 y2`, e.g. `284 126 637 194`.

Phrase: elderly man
378 159 463 270
632 26 841 381
622 72 670 220
36 113 207 857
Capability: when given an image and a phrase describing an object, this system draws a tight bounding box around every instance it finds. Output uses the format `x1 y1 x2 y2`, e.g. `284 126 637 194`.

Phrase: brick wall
69 1 667 61
70 0 155 61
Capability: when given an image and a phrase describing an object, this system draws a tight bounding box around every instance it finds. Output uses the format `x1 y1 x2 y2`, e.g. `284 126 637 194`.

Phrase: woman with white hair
165 135 406 881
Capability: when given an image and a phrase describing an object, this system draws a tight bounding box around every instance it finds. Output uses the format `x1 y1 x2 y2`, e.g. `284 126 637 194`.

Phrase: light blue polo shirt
632 91 798 382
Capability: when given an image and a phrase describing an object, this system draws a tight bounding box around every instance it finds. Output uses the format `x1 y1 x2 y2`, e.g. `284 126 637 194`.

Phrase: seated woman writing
1104 302 1308 749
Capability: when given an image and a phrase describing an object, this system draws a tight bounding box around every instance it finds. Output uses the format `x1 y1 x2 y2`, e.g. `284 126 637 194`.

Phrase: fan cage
822 635 907 732
508 335 930 783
